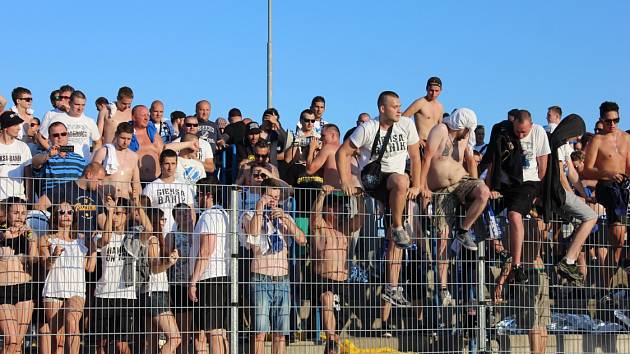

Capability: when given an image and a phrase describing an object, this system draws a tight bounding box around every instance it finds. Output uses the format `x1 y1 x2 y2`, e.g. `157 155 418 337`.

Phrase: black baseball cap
247 122 261 134
427 76 442 88
0 111 24 129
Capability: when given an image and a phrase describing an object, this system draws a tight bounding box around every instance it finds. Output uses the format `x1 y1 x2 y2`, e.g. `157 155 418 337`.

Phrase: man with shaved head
195 100 221 156
150 100 176 144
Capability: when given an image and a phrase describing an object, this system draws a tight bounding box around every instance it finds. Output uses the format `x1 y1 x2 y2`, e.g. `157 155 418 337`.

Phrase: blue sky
2 0 629 136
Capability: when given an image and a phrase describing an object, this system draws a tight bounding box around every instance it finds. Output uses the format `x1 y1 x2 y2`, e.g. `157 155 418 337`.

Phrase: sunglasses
186 123 199 128
252 173 268 179
303 119 316 124
58 96 70 100
52 132 68 138
602 118 620 125
19 97 33 102
58 209 74 216
30 123 39 127
255 153 269 159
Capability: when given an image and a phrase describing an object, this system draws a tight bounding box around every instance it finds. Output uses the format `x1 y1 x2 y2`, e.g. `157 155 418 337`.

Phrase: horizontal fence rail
0 177 628 353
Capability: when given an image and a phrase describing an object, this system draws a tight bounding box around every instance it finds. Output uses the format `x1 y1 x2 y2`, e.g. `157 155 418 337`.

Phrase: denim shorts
139 291 171 317
250 273 290 335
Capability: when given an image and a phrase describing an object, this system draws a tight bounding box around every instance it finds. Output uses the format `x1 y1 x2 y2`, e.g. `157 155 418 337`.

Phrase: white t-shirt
191 205 230 280
40 108 64 136
40 113 100 160
176 158 207 186
94 232 137 299
0 139 32 200
142 178 195 234
519 124 551 182
350 117 419 174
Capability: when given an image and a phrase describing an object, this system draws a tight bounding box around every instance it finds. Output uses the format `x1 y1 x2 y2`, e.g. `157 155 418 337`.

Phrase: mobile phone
59 146 74 153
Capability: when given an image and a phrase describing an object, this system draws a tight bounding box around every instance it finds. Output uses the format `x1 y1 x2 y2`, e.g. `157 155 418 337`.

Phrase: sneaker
392 227 413 249
381 285 411 307
510 265 529 284
557 258 584 285
455 230 478 251
440 288 453 306
381 321 395 338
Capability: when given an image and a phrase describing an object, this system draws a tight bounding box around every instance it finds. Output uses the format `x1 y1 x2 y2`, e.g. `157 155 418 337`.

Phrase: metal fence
0 178 629 353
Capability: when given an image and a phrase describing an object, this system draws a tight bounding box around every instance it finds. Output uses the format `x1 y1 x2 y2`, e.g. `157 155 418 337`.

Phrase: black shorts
595 180 629 224
313 275 348 310
169 278 231 330
92 297 138 341
0 282 35 305
169 285 196 314
196 277 231 330
502 181 541 216
366 172 393 206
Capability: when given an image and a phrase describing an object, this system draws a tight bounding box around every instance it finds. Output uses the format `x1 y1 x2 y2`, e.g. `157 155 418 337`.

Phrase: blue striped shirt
36 152 87 193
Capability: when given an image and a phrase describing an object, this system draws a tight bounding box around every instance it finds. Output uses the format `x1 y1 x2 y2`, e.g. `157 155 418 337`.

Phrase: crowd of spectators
0 80 627 354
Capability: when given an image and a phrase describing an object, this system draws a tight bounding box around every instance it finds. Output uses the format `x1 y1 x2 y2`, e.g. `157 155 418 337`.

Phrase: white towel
103 144 120 175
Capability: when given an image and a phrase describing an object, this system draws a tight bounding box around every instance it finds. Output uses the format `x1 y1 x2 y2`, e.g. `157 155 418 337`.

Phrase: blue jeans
251 273 290 335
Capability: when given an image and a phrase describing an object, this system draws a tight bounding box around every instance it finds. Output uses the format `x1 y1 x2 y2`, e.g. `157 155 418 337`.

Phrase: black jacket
542 114 586 222
483 120 523 193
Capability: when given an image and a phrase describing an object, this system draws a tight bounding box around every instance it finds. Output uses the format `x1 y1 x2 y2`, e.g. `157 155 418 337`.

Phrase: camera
59 146 74 153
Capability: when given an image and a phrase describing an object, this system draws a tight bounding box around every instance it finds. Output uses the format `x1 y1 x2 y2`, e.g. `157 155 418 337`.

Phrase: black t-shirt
45 181 104 234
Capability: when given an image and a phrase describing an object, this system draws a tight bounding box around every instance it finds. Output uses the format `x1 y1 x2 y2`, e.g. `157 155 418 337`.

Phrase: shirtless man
420 108 490 301
311 185 364 353
582 101 630 284
91 122 141 199
306 124 341 188
98 86 134 144
130 105 165 182
402 76 444 148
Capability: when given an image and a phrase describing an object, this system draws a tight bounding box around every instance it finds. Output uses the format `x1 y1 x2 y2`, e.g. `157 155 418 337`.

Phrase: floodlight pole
267 0 273 108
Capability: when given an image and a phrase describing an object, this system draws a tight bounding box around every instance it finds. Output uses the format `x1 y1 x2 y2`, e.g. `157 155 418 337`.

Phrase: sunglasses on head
52 132 68 138
186 123 199 128
58 209 74 216
602 117 620 125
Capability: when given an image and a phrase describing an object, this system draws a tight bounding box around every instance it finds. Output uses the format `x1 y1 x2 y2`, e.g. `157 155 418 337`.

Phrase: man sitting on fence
240 178 306 354
419 108 490 303
311 185 364 353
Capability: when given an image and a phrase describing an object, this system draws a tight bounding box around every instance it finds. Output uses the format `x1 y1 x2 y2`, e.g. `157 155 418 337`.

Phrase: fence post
230 186 240 354
477 239 486 353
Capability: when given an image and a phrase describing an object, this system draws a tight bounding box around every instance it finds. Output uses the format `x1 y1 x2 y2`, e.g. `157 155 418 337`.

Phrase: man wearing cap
402 77 444 148
419 108 490 301
235 122 264 165
0 111 33 201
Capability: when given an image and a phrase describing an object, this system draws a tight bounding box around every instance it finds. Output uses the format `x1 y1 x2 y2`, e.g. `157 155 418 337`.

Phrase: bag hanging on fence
361 125 394 192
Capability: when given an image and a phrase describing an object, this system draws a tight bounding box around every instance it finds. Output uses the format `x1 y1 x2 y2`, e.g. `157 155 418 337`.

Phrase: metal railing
0 178 628 353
